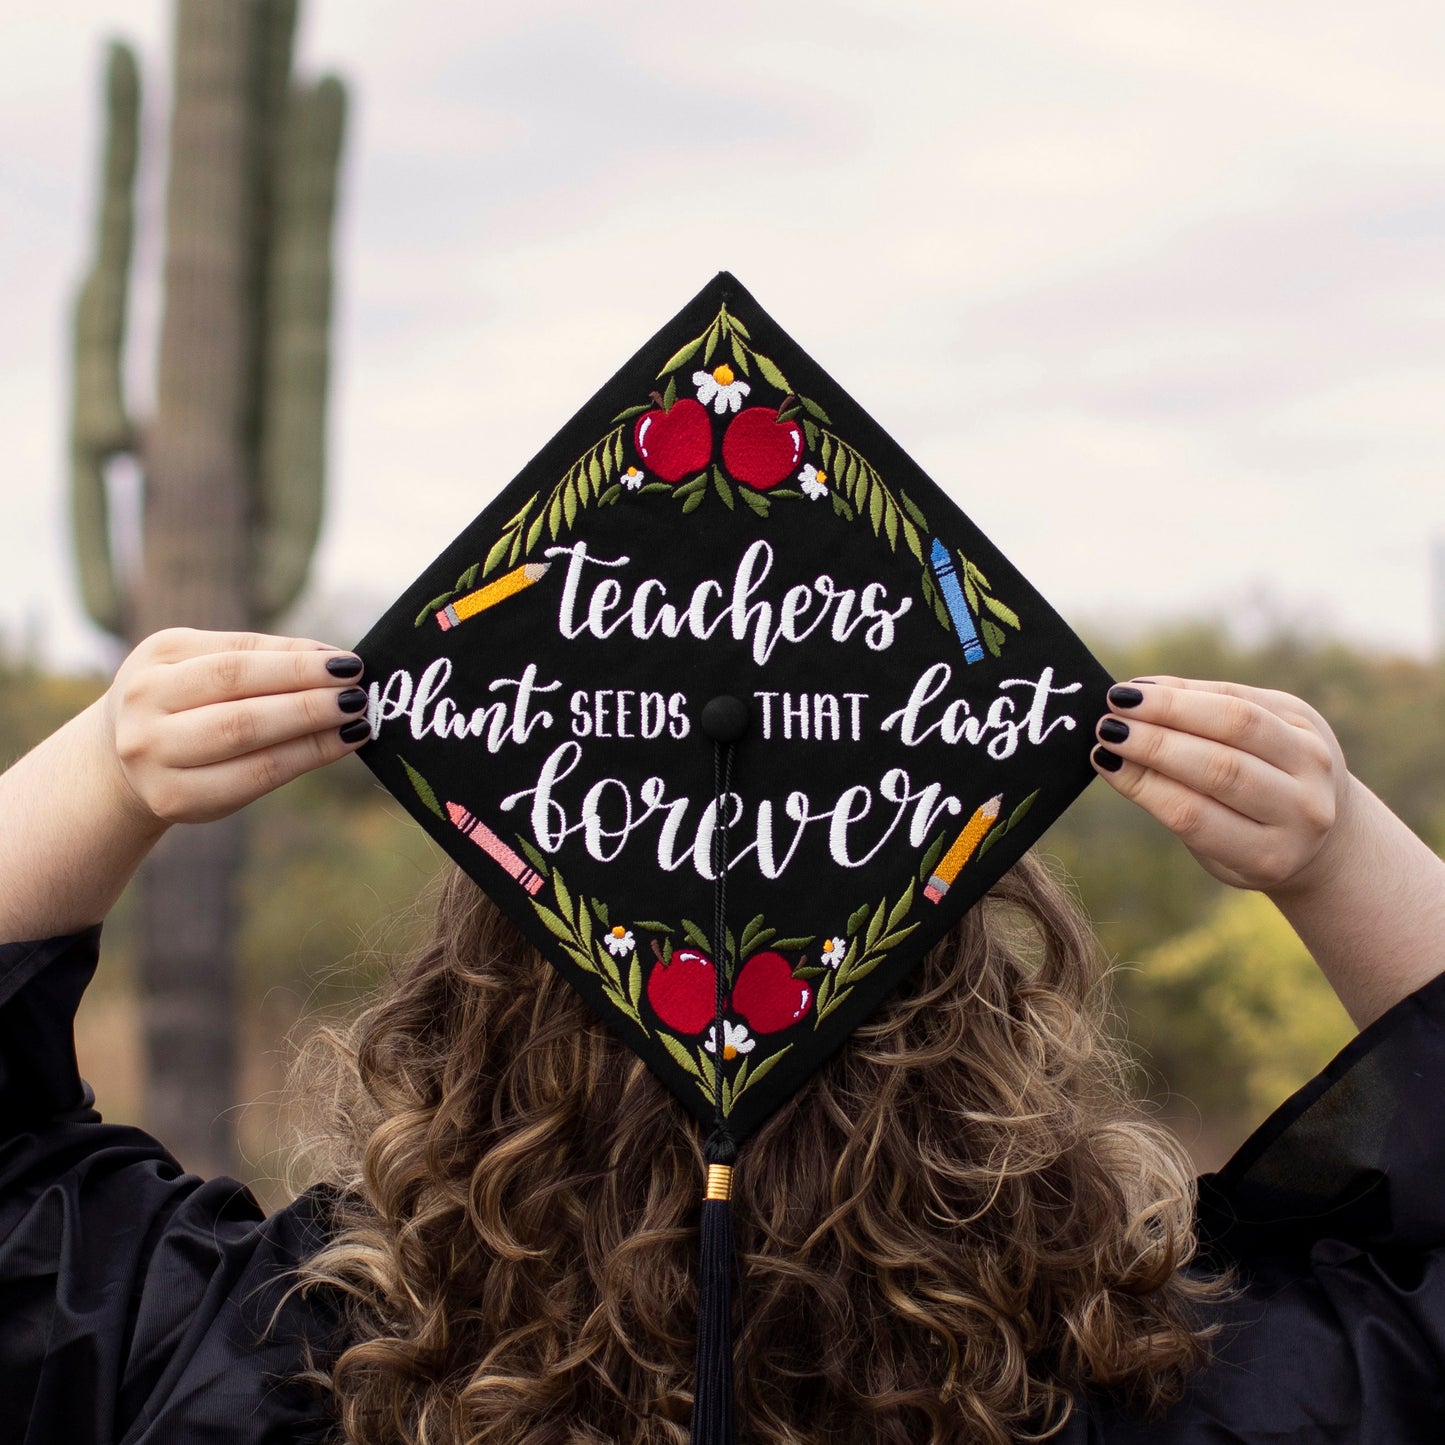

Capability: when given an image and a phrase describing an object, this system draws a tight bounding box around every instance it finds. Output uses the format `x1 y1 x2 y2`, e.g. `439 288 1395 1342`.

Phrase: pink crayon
445 801 545 896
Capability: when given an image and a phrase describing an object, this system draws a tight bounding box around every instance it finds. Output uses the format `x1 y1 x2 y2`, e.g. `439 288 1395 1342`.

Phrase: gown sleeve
0 930 342 1445
1094 966 1445 1443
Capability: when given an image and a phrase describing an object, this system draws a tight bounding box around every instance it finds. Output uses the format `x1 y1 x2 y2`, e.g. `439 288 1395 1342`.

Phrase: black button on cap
701 695 750 743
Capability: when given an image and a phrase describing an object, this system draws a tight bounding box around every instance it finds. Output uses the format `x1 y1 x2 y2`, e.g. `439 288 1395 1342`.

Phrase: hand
1088 677 1351 894
101 628 371 828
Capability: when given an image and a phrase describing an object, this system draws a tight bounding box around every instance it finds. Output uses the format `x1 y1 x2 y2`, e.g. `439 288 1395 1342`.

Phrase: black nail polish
339 718 371 744
337 687 368 715
1099 717 1129 744
1108 685 1144 708
1093 745 1123 773
326 654 363 679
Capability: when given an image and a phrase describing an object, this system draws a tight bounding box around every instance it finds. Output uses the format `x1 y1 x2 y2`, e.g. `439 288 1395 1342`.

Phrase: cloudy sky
5 0 1445 671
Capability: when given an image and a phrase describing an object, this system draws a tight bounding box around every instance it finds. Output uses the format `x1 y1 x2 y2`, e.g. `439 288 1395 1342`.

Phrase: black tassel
692 1131 738 1445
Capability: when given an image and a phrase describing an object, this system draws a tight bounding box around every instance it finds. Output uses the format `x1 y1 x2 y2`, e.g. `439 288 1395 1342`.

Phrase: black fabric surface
4 927 1445 1443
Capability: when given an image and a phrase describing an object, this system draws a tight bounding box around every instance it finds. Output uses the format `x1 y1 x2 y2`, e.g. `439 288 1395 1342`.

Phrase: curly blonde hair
287 855 1223 1443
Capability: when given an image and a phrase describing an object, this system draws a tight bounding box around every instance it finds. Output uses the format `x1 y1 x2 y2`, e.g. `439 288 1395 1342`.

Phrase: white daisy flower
820 936 848 969
621 465 645 491
799 464 829 500
703 1019 756 1061
692 363 751 415
605 926 635 957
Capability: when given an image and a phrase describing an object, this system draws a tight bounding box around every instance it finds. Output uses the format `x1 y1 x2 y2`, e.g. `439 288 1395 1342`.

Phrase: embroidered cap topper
355 273 1111 1143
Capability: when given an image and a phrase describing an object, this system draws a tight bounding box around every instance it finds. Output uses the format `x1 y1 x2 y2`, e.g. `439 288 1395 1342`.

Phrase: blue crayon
930 538 985 663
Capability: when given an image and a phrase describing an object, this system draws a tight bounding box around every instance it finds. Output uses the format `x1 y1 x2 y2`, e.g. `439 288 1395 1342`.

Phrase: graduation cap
354 274 1112 1444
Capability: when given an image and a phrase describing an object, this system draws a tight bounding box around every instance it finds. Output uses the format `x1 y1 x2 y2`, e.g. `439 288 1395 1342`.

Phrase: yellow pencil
924 794 1003 904
436 561 551 630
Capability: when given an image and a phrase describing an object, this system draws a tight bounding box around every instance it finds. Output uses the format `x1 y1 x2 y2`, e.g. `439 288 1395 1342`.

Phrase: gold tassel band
704 1163 734 1202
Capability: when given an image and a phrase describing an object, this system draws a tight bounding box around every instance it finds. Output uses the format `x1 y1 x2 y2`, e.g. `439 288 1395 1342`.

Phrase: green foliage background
2 624 1441 1180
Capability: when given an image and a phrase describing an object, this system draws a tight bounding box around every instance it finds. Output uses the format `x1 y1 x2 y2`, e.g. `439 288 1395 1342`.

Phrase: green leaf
414 591 454 628
613 430 625 472
481 534 510 577
918 830 948 883
735 1045 789 1096
682 491 705 515
591 897 610 928
802 419 819 449
899 489 929 530
703 319 722 364
885 880 916 933
739 913 768 955
983 593 1021 629
599 483 622 506
982 619 1005 657
753 351 791 393
800 395 832 423
531 903 575 946
1007 789 1039 831
745 926 778 953
712 468 736 511
739 486 769 517
658 332 705 377
639 481 672 496
660 1030 704 1080
883 497 898 549
962 557 991 590
769 935 816 953
977 824 1002 859
864 900 887 952
846 902 871 937
400 758 444 819
793 965 825 980
770 488 802 500
932 593 952 631
612 403 650 423
507 529 524 567
901 516 923 564
681 917 711 951
588 453 604 491
871 923 920 955
730 334 750 374
776 406 801 424
830 491 850 521
525 512 546 553
635 919 671 933
547 491 563 540
725 309 750 339
516 836 550 875
552 869 576 927
815 969 834 1016
627 954 642 1009
455 562 480 592
562 479 578 529
662 374 678 409
963 575 980 613
868 477 885 535
679 471 708 495
503 494 537 529
819 435 833 467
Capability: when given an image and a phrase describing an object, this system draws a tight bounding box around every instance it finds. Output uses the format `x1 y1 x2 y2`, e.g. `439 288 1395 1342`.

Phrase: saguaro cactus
69 0 345 1177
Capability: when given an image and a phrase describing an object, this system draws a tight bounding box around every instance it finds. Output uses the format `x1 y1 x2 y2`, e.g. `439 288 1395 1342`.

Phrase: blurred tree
68 0 346 1176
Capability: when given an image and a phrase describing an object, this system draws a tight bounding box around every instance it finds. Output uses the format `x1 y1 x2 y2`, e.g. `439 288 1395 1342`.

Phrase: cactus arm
255 74 345 623
70 41 140 638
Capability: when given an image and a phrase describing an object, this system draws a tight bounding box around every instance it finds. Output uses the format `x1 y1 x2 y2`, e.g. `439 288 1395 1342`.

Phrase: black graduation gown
4 929 1445 1443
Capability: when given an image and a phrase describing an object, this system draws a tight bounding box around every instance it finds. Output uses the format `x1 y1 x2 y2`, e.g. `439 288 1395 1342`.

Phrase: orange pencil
924 794 1002 904
437 561 550 630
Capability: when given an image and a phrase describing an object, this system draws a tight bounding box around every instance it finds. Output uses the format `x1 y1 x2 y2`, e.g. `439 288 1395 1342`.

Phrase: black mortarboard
354 273 1112 1443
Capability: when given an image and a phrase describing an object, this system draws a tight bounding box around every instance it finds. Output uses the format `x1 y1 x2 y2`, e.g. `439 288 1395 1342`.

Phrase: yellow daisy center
625 466 641 478
816 471 828 484
823 939 836 954
712 364 735 386
723 1043 738 1060
611 925 626 939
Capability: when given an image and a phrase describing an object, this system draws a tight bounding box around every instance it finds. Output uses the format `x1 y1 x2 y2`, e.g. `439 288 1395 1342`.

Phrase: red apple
730 951 812 1034
634 398 713 483
721 407 804 491
646 947 718 1035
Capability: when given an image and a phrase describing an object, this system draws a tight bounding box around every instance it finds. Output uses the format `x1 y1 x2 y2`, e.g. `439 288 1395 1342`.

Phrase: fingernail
337 687 368 715
339 718 371 744
1108 685 1144 708
1093 745 1124 773
326 654 363 679
1099 717 1130 744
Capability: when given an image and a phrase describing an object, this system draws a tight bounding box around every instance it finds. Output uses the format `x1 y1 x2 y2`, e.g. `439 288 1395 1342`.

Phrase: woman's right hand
103 628 371 827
